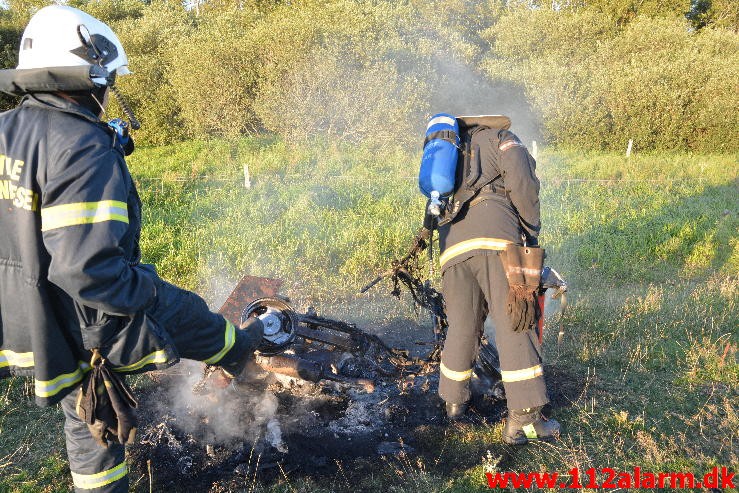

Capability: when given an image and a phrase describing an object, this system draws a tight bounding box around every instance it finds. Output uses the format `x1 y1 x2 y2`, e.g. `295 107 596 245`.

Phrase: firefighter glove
218 317 265 378
75 349 138 447
499 245 545 332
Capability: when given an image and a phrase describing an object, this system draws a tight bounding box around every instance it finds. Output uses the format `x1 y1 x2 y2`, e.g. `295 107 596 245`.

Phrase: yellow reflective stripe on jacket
440 362 473 382
34 362 91 398
501 364 544 383
204 320 236 365
71 461 128 490
439 238 511 269
113 350 169 373
0 350 34 368
41 200 129 231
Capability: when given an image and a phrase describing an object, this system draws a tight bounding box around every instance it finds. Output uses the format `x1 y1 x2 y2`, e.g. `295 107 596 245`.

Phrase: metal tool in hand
539 266 568 344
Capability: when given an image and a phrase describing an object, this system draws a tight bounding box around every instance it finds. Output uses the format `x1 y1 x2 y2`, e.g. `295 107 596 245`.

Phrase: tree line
1 0 737 152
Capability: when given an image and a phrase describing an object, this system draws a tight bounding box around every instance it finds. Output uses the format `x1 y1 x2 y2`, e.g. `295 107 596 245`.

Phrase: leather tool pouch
499 245 545 332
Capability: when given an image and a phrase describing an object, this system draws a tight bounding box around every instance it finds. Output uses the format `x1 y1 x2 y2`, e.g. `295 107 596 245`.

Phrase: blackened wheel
241 297 298 355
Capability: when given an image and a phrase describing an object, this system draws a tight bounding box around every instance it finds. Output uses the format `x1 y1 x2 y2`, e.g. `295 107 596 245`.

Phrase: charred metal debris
132 267 567 488
193 275 441 396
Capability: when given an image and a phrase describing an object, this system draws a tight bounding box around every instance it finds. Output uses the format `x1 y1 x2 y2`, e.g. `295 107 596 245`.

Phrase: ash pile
127 276 508 491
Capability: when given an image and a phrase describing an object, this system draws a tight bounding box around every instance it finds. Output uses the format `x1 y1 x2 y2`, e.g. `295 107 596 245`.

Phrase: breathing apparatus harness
433 123 511 228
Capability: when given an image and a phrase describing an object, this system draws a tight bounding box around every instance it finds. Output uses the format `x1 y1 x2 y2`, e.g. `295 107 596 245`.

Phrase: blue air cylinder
419 113 460 199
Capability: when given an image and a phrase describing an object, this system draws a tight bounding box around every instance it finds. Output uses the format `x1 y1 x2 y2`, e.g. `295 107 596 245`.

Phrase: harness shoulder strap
423 129 457 147
438 126 506 226
461 125 488 189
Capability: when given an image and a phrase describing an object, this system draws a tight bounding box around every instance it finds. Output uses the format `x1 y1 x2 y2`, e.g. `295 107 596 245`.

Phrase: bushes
485 10 738 152
0 0 736 151
108 1 194 145
252 2 434 147
166 8 262 138
599 18 738 151
0 11 21 110
255 42 428 147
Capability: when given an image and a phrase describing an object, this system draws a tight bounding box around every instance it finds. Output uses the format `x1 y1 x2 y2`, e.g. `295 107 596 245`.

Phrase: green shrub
0 11 22 111
254 41 428 148
250 1 428 146
485 10 739 152
70 0 145 23
108 1 194 145
0 1 736 151
166 8 262 139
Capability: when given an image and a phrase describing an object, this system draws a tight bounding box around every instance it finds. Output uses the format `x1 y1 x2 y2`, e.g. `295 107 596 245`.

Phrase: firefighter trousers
59 279 250 492
439 254 549 410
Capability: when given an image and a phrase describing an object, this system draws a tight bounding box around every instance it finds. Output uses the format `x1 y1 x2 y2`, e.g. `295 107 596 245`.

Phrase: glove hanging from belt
75 348 139 447
499 244 545 333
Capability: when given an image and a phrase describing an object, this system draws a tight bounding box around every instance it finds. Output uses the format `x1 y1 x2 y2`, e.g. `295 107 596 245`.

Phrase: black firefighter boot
445 401 469 421
503 407 560 445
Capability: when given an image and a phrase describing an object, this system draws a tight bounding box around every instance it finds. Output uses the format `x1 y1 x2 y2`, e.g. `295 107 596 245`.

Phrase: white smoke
265 418 288 453
152 360 284 451
426 54 541 145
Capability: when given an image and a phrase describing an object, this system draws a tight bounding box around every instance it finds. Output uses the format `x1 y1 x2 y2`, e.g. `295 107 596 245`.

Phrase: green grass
0 379 68 493
1 139 737 492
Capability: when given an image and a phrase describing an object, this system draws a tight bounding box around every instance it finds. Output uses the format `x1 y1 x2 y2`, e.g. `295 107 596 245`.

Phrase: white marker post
243 163 252 189
532 140 538 160
626 139 633 158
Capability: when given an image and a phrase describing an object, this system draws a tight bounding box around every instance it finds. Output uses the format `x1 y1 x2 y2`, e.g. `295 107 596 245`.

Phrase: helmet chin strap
90 90 107 119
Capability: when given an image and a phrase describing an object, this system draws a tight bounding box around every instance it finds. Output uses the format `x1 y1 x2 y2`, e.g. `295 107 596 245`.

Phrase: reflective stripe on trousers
440 362 473 382
439 255 549 410
501 364 544 383
71 462 128 490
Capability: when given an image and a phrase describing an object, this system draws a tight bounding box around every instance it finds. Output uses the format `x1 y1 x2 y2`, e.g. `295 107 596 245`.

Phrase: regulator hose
110 84 140 130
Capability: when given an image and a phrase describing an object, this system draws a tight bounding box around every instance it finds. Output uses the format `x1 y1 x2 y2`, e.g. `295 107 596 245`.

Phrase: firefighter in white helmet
0 6 262 492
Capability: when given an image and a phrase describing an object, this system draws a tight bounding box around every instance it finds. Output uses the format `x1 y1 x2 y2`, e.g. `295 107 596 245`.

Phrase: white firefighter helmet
17 5 130 85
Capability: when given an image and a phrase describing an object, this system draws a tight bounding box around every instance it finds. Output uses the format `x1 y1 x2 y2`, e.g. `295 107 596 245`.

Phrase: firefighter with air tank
419 113 560 444
0 7 265 492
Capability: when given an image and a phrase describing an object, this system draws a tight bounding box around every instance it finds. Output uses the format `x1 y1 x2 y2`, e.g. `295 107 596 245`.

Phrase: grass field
1 138 736 492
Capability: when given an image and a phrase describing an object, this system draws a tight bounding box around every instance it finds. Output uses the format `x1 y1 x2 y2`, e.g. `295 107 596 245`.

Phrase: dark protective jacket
0 94 177 406
438 126 540 272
